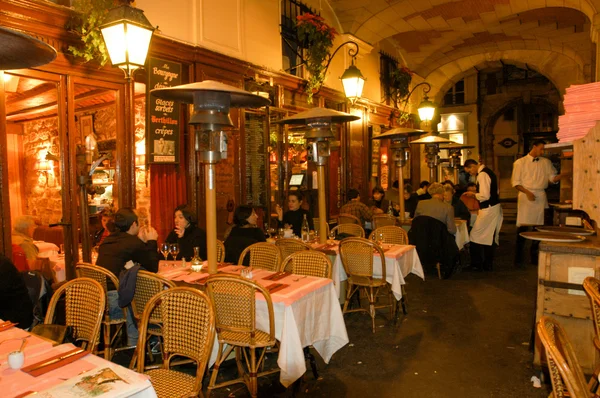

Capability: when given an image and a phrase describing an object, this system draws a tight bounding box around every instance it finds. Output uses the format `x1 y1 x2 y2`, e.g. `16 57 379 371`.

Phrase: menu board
147 58 182 164
244 112 267 206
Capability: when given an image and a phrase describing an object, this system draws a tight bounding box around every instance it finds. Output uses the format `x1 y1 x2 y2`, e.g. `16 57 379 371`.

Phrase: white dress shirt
511 154 557 191
475 165 495 202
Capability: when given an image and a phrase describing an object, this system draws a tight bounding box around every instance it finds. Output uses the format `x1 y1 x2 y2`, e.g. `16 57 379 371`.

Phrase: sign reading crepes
147 58 182 164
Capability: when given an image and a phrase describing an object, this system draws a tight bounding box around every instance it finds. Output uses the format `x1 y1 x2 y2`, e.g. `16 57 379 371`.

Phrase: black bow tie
533 157 539 162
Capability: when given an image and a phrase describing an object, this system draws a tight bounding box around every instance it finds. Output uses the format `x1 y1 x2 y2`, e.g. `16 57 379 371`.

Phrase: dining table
399 218 470 251
309 241 425 301
158 262 349 387
0 321 156 398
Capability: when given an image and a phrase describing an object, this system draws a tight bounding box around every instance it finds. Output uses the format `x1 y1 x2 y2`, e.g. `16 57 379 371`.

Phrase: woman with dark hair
224 205 265 264
93 208 115 246
367 186 390 214
165 205 207 261
275 191 314 237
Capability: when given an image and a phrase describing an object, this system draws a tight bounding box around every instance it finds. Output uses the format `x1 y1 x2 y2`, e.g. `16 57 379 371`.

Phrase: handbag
30 324 75 345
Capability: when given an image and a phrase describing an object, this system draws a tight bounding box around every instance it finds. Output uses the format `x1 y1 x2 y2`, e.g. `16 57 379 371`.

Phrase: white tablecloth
33 241 59 257
0 324 156 398
332 244 425 301
455 220 470 250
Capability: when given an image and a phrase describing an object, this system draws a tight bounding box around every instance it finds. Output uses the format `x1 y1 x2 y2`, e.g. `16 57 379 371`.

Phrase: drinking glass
278 228 285 239
329 230 336 240
377 232 385 247
160 243 170 266
169 243 180 267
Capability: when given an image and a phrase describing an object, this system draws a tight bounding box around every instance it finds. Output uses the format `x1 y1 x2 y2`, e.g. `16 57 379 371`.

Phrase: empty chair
537 316 591 398
331 223 365 238
337 213 361 225
137 287 215 398
280 250 332 278
275 238 311 262
237 242 281 271
583 276 600 390
76 263 128 360
43 277 105 350
129 271 176 369
216 239 226 263
206 274 278 397
369 226 408 245
372 214 397 229
313 217 330 239
339 237 394 333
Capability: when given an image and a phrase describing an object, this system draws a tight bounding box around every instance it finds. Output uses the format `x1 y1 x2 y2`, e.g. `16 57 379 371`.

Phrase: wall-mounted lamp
99 0 155 79
340 57 365 105
35 159 51 187
394 82 437 128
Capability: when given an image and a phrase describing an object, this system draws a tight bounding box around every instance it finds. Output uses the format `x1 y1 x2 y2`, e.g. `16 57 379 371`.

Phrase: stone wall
134 98 151 227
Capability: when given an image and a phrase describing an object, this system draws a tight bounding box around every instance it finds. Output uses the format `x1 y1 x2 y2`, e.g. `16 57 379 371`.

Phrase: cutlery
293 275 308 282
0 335 30 346
26 348 85 372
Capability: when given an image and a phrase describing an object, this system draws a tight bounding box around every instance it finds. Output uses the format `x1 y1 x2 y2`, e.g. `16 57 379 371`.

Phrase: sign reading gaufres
147 58 182 164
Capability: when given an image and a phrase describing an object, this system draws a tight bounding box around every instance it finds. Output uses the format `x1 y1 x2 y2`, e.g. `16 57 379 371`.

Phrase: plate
519 232 586 243
535 226 595 236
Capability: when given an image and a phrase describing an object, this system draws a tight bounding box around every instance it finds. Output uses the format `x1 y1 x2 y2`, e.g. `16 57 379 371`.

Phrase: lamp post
151 81 270 274
441 145 475 184
372 128 425 221
275 108 359 244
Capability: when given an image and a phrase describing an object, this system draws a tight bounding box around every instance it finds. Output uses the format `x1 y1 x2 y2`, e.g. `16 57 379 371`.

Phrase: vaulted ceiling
329 0 596 98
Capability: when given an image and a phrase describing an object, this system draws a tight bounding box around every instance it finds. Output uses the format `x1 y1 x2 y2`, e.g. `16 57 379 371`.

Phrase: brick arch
425 49 588 104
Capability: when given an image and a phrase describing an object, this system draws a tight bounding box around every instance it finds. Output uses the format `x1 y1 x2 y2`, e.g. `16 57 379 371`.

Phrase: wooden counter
534 235 600 373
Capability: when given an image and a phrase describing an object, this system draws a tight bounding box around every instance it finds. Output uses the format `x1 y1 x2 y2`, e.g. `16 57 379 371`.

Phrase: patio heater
151 81 270 274
372 127 425 221
275 108 359 244
409 134 455 183
441 145 475 184
0 26 56 70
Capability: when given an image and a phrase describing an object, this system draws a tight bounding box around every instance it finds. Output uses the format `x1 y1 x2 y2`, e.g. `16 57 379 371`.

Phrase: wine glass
329 230 336 241
377 232 385 247
169 243 180 267
160 243 170 265
278 228 285 239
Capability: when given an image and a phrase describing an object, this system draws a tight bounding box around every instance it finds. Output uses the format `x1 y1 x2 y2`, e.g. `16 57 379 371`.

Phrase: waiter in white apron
511 140 562 267
463 159 503 271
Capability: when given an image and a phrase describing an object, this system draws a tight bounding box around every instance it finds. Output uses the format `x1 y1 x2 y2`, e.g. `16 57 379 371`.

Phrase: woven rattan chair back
275 238 311 262
313 217 330 238
206 274 276 345
238 242 281 271
331 223 365 238
372 214 397 229
131 270 176 323
583 277 600 351
537 316 590 398
136 287 215 397
280 250 332 278
339 237 386 280
338 213 361 225
44 277 105 350
217 239 226 263
369 226 408 245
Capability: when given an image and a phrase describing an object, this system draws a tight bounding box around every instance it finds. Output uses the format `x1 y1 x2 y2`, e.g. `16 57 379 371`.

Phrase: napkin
263 272 290 281
264 283 289 294
0 321 17 332
21 348 89 377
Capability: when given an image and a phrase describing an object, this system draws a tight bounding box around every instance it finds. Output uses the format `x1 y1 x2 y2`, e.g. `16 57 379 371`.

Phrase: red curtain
150 163 187 243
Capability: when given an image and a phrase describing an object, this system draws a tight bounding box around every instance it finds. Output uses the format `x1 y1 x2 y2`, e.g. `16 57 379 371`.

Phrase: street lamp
151 81 270 274
340 59 365 105
372 127 425 221
99 1 155 79
275 108 359 244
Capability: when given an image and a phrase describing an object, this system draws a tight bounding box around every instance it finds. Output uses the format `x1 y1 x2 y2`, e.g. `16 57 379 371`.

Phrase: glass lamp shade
100 4 154 76
417 97 436 122
340 64 365 104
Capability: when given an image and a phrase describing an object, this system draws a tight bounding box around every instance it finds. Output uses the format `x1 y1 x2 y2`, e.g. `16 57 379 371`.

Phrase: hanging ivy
66 0 115 66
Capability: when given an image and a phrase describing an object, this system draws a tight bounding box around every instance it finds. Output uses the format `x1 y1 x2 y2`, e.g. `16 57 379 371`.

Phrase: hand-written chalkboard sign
147 58 182 164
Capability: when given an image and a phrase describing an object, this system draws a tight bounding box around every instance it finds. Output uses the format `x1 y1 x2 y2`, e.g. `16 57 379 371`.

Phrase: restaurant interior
1 0 600 397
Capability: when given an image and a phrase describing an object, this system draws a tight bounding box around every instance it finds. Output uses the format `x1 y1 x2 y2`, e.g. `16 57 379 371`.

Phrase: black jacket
96 231 160 290
278 208 314 237
0 254 34 328
409 216 459 277
405 193 419 218
165 224 207 261
224 226 266 265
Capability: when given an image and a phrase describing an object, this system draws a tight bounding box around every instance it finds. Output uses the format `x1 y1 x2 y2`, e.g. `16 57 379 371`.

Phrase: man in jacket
413 183 456 234
463 159 503 271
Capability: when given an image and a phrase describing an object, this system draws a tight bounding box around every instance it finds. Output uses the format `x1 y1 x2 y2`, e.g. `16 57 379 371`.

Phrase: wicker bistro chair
44 277 105 351
76 263 128 360
312 217 330 238
537 316 592 398
331 223 365 238
238 242 281 271
339 237 394 333
136 287 215 398
280 250 332 278
216 239 226 263
206 274 278 398
129 271 176 370
369 226 409 245
275 238 311 262
338 213 361 225
583 277 600 391
372 214 398 229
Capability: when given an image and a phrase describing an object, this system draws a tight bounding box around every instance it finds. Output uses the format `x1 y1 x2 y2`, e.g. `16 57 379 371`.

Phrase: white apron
470 203 503 246
516 189 547 227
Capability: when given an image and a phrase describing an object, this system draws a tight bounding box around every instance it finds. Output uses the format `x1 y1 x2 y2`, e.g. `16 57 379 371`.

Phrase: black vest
477 166 499 208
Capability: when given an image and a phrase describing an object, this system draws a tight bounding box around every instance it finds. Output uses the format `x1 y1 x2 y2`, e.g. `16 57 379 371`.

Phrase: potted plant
390 66 413 108
296 13 338 104
66 0 115 66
